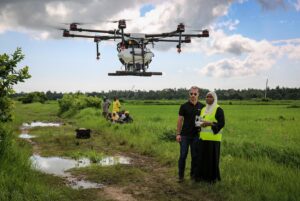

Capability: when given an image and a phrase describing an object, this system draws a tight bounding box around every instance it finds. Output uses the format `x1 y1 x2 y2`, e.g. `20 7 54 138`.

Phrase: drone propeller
186 29 208 32
61 22 89 25
107 19 132 23
48 25 68 31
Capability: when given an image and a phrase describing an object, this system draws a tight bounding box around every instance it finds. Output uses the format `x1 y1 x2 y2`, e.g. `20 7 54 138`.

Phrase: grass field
1 100 300 201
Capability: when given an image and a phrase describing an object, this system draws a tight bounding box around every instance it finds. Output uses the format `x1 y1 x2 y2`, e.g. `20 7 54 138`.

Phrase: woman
196 91 225 182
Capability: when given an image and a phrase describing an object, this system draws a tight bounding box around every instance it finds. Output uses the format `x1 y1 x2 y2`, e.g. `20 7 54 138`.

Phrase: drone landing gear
108 71 162 76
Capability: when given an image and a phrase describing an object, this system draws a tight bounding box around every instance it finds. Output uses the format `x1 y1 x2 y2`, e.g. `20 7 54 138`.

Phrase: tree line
11 86 300 103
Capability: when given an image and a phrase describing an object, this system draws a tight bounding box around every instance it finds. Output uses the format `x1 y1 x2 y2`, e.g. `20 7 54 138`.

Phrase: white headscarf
204 91 218 115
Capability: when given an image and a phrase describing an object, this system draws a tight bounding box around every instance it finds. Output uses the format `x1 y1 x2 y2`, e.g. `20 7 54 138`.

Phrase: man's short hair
189 86 199 93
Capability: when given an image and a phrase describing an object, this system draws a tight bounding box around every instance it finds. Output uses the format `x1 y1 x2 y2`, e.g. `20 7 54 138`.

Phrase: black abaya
196 107 225 182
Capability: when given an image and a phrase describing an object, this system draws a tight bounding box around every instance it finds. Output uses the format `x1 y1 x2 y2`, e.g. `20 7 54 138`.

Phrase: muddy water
19 134 36 139
31 155 131 189
30 155 90 176
19 121 62 139
22 122 61 128
99 156 131 166
31 155 102 189
19 121 61 139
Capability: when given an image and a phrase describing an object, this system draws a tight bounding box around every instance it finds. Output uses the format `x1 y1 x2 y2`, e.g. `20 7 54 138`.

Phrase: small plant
159 128 176 142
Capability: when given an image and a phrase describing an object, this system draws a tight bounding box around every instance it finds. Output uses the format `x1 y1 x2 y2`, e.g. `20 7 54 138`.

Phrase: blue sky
0 0 299 92
225 0 300 40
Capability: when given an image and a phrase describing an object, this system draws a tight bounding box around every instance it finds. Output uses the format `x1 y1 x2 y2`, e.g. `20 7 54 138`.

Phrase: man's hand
176 134 181 142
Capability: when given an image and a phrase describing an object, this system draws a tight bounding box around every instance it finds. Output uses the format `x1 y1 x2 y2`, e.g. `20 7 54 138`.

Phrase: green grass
1 100 300 201
0 126 106 201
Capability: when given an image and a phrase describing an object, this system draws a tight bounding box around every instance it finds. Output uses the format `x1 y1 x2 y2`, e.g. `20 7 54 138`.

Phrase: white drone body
118 48 154 70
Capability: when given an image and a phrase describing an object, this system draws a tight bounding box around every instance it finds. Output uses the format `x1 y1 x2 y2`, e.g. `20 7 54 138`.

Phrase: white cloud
198 29 257 56
215 19 240 31
199 52 276 78
212 4 230 16
198 30 300 78
294 0 300 11
274 39 300 60
45 2 71 18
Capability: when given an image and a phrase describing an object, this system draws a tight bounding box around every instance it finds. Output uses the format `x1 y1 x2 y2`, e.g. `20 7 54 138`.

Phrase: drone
61 20 209 76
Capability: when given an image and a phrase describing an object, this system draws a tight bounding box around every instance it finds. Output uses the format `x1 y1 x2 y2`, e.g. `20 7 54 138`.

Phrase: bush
58 93 102 115
261 98 272 102
19 92 47 104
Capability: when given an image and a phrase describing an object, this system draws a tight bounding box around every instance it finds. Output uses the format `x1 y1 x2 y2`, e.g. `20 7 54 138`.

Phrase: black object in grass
75 128 91 139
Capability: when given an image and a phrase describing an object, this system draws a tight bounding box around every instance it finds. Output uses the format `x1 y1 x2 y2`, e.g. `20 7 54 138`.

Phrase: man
123 111 133 123
112 97 121 113
176 86 204 182
102 97 111 118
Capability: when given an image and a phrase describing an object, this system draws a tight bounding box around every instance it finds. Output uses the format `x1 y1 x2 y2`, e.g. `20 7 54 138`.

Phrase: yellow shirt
112 100 121 113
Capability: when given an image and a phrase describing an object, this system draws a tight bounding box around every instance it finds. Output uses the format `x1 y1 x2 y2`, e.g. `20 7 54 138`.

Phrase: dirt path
102 187 137 201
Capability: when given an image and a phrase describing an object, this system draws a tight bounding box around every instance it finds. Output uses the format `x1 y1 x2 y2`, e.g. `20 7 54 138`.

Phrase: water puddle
22 122 61 128
30 154 131 189
19 121 61 140
99 156 131 166
30 155 90 176
19 134 36 139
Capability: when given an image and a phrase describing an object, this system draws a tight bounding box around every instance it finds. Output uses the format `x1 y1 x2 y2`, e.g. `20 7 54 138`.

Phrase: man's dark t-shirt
179 101 204 137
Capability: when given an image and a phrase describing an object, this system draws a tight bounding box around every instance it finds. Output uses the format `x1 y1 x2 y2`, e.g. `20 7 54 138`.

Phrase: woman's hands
201 121 213 127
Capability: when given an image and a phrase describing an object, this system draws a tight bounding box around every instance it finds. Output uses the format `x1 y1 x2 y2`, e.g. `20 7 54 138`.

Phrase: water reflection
99 156 131 166
19 134 36 139
22 122 61 128
30 154 131 189
31 155 90 176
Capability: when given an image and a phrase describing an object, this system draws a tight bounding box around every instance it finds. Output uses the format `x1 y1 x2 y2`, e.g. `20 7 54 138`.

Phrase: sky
0 0 300 92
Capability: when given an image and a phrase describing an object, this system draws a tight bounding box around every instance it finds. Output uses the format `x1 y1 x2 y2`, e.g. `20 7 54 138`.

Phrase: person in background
118 110 126 122
102 97 111 118
112 97 121 113
176 86 204 183
196 91 225 183
111 112 119 123
123 111 133 123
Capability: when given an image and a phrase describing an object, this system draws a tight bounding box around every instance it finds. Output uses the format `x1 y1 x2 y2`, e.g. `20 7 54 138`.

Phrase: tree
0 48 31 122
20 92 47 104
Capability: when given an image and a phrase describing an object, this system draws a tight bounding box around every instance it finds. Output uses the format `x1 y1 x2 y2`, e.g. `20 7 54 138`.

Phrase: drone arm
148 39 191 43
146 31 209 39
181 30 209 38
63 32 121 40
72 28 114 34
145 30 178 38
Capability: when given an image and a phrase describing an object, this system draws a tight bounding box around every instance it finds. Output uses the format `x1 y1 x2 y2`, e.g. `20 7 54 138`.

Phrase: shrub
19 92 47 104
58 93 101 115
